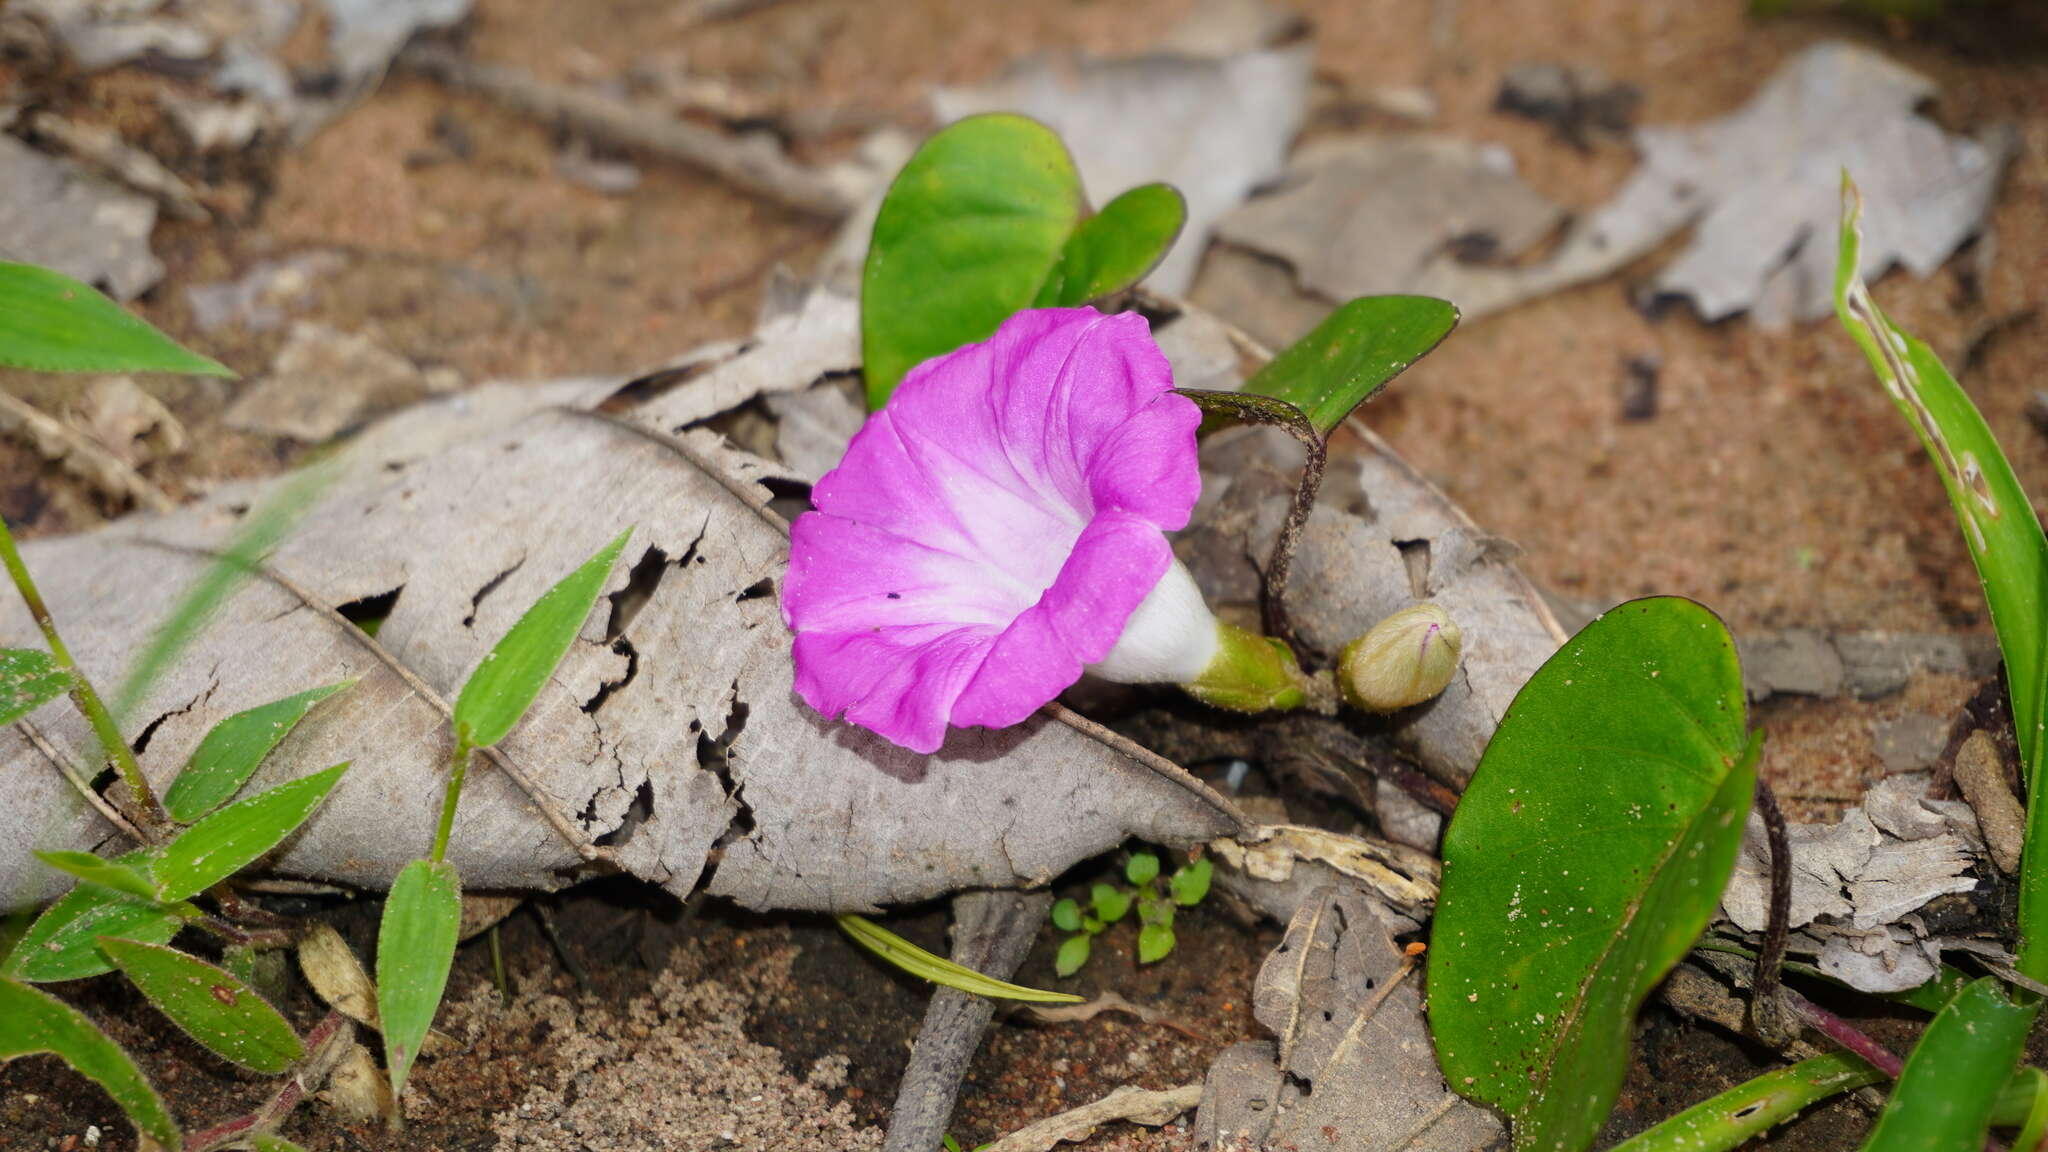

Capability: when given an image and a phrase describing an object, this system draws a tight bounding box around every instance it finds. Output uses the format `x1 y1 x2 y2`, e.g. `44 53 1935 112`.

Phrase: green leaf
1136 923 1174 964
1169 858 1212 906
3 883 184 982
1124 852 1160 886
98 937 303 1074
2011 1067 2048 1152
1033 183 1185 308
33 851 158 900
1609 1053 1881 1152
1834 177 2048 980
115 460 335 723
150 763 348 902
454 529 631 749
861 114 1085 407
0 648 71 726
377 858 463 1098
1244 295 1459 436
1051 898 1082 933
0 260 231 378
0 976 181 1149
1091 882 1132 924
836 914 1083 1003
163 682 352 823
1055 934 1091 978
1430 597 1758 1152
1859 977 2037 1151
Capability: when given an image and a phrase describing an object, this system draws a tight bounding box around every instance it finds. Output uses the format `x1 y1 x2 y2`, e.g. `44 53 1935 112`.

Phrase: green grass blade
163 682 353 823
836 915 1082 1003
0 260 230 378
32 851 159 900
150 763 348 902
454 528 630 748
1430 597 1758 1152
2 883 184 982
0 648 72 726
98 937 303 1074
1244 295 1458 436
114 460 336 723
1610 1052 1882 1152
376 858 462 1099
0 976 182 1149
1833 176 2048 978
1859 977 2037 1151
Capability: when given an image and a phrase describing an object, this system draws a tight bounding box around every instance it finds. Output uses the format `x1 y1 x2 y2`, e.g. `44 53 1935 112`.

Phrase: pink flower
784 308 1216 753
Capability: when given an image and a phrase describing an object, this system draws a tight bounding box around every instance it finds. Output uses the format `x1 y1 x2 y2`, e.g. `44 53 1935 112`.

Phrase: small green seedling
1052 851 1212 976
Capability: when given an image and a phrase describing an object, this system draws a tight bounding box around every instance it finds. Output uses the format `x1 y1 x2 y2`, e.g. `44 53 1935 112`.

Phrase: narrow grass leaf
163 682 353 823
99 937 303 1074
1610 1053 1881 1152
0 648 71 726
150 763 348 903
0 260 231 378
861 114 1084 406
454 529 630 748
1244 295 1459 436
1835 177 2048 979
1859 977 2037 1151
1430 597 1758 1152
32 851 158 900
836 914 1082 1003
115 460 336 722
1033 183 1186 308
3 883 184 982
377 858 462 1098
0 976 181 1149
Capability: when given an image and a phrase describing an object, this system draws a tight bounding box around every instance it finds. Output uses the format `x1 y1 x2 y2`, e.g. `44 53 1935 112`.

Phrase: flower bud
1183 622 1313 713
1338 604 1462 712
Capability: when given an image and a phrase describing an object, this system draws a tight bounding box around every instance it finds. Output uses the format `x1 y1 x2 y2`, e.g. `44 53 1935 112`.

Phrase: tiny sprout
1338 603 1463 712
1055 935 1092 977
1125 852 1161 885
1051 898 1083 933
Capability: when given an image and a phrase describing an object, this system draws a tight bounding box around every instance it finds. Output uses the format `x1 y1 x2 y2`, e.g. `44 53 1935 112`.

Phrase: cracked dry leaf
0 134 162 301
0 299 1244 913
1199 884 1501 1150
933 45 1312 296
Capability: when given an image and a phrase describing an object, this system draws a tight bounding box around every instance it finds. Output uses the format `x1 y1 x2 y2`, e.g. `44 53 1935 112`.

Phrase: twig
1023 990 1214 1045
1749 779 1794 1047
17 716 146 842
981 1083 1204 1152
186 1010 351 1152
1783 988 1903 1080
882 890 1050 1152
0 391 173 513
398 43 855 219
23 111 209 221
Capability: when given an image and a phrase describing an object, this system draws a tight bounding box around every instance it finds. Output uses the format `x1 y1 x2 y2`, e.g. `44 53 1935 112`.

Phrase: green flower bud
1338 603 1462 712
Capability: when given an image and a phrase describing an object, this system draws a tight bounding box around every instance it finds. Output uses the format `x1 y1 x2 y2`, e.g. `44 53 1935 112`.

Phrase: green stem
431 736 472 864
0 515 164 829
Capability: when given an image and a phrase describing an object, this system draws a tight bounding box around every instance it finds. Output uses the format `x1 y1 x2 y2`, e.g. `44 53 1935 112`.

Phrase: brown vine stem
0 515 166 831
1749 778 1795 1047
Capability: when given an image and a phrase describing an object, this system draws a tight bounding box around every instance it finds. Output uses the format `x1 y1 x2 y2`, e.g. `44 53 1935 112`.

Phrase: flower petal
950 512 1173 730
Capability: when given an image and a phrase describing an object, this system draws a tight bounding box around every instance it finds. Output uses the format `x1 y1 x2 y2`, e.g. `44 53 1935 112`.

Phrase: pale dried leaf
982 1083 1202 1152
0 133 161 300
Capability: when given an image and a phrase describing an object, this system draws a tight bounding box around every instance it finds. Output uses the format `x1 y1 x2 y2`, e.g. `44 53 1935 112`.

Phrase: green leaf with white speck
2 881 184 982
150 762 349 902
1429 597 1757 1152
378 858 462 1099
0 977 181 1150
164 681 353 822
0 648 71 726
100 936 304 1074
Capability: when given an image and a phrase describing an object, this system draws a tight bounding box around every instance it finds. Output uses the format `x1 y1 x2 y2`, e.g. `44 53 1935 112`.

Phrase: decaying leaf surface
0 135 162 301
0 294 1245 912
933 46 1312 296
1212 135 1563 307
1452 41 2009 327
1197 884 1502 1150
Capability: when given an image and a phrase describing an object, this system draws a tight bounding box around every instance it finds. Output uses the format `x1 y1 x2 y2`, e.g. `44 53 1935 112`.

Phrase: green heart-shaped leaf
1245 295 1458 436
1430 597 1757 1152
